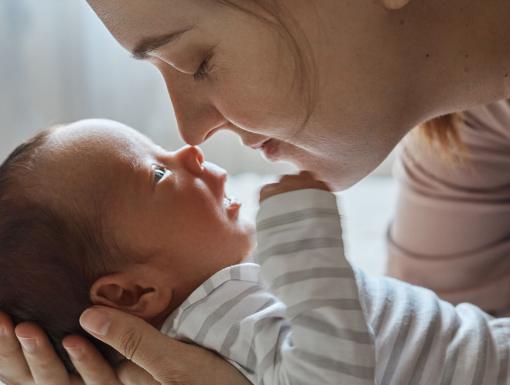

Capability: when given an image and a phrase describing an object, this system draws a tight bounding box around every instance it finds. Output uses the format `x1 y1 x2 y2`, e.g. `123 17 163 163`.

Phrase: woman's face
87 0 408 189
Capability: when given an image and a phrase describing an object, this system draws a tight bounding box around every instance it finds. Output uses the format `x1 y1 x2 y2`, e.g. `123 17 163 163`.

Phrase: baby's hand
259 171 332 202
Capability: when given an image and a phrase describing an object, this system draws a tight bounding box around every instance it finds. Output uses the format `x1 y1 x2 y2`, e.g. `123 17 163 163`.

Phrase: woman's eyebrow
131 27 193 60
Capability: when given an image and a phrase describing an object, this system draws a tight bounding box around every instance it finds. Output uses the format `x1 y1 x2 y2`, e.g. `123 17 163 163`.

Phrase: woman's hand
0 311 125 385
0 308 250 385
259 171 332 202
380 0 411 10
78 306 251 385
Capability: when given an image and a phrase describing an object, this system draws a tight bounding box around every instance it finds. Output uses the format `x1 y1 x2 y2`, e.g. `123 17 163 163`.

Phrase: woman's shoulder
462 99 510 142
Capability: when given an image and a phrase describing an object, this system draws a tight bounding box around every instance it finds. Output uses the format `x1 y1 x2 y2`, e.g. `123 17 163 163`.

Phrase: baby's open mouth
223 196 233 206
223 195 240 207
223 194 241 219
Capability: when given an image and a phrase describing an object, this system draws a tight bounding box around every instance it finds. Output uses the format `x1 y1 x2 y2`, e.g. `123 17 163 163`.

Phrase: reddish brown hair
0 129 125 373
419 113 464 154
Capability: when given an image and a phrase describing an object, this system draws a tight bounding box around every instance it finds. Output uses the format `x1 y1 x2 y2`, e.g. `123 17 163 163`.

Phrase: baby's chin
239 225 257 263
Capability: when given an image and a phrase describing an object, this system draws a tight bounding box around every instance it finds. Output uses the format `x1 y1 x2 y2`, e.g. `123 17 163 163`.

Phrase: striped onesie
161 189 510 384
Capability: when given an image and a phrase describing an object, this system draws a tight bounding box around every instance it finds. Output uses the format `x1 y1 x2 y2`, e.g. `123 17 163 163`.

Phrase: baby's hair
0 127 125 373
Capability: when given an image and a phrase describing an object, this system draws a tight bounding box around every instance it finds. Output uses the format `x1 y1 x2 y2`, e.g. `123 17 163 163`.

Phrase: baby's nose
175 146 205 175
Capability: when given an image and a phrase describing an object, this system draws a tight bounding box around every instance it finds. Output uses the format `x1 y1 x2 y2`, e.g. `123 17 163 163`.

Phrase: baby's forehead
48 120 157 165
36 120 158 200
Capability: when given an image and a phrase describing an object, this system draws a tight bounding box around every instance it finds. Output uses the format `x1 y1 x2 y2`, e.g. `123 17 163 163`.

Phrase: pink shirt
387 99 510 316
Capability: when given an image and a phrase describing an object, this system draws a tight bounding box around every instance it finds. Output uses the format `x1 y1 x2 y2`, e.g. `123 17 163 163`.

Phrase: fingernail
80 308 111 336
0 326 7 337
18 337 37 353
64 345 84 360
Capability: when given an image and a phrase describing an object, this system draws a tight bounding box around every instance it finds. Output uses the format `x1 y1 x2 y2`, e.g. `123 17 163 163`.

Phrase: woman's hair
0 129 126 373
419 112 464 154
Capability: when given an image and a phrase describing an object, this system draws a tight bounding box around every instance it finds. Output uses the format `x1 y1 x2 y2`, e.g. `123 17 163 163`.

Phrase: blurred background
0 0 398 274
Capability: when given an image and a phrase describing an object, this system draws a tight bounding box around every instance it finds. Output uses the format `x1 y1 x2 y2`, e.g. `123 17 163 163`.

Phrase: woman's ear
90 272 173 321
381 0 411 10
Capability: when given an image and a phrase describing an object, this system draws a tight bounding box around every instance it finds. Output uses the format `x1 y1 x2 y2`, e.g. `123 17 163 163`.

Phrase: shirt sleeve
387 100 510 315
253 189 375 385
357 267 510 385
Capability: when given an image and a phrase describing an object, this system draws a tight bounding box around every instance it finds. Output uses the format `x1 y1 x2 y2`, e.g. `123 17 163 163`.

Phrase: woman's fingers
0 312 33 385
14 322 70 385
116 361 159 385
62 335 123 385
380 0 411 10
79 306 251 385
79 307 183 382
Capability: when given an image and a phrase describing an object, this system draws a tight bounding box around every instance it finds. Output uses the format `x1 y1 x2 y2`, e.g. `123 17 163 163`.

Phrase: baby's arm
253 172 375 385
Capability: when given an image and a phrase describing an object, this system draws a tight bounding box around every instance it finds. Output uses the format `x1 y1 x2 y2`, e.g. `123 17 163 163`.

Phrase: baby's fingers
79 306 184 382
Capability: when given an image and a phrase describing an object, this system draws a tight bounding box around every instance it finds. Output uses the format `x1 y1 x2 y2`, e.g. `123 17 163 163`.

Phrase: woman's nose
173 146 205 175
160 66 227 145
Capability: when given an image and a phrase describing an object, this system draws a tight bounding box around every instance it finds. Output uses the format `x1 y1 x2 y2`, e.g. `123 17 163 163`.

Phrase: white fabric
161 189 510 385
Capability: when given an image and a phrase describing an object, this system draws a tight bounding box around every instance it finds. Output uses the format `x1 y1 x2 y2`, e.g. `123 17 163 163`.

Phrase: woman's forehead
86 0 206 51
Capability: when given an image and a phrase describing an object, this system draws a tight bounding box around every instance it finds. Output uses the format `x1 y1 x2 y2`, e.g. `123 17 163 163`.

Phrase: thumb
380 0 411 10
79 306 191 381
117 361 160 385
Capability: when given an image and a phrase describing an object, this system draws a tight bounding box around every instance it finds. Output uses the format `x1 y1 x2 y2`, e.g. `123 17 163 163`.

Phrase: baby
0 119 374 383
0 119 508 385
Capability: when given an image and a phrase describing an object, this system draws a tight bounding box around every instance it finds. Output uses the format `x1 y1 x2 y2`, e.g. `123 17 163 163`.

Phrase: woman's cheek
215 81 303 139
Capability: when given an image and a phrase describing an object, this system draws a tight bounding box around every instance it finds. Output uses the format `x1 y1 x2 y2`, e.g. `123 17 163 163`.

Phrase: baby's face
44 119 255 294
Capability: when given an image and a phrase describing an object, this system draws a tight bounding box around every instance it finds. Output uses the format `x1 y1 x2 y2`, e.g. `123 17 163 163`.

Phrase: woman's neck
307 0 510 135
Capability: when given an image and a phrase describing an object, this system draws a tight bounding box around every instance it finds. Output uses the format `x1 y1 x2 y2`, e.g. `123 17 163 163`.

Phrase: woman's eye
193 55 212 81
153 166 170 183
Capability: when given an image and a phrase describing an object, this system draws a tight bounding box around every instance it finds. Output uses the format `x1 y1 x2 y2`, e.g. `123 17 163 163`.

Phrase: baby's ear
380 0 411 10
90 272 172 320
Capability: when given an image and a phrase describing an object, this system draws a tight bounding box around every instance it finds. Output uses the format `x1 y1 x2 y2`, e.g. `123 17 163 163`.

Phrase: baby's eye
153 165 171 183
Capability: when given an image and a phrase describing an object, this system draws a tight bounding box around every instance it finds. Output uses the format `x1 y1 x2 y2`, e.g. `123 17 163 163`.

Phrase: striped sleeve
357 267 510 385
253 189 375 385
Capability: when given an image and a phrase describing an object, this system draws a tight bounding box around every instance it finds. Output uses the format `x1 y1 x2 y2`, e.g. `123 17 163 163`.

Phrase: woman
0 0 508 384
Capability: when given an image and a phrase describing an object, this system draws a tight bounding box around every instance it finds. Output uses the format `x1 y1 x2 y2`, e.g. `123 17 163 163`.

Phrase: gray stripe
219 323 241 358
257 208 339 231
380 296 414 385
176 296 210 328
257 237 342 265
246 317 276 371
373 281 391 335
203 279 215 294
497 343 509 385
439 316 462 385
271 267 353 290
470 313 488 385
219 298 277 358
286 372 311 385
407 300 440 384
194 285 260 344
258 324 291 373
230 265 241 281
294 348 374 379
293 314 372 344
287 299 361 319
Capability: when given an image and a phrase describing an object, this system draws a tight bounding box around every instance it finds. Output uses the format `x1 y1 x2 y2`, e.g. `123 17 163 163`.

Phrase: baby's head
0 119 255 372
